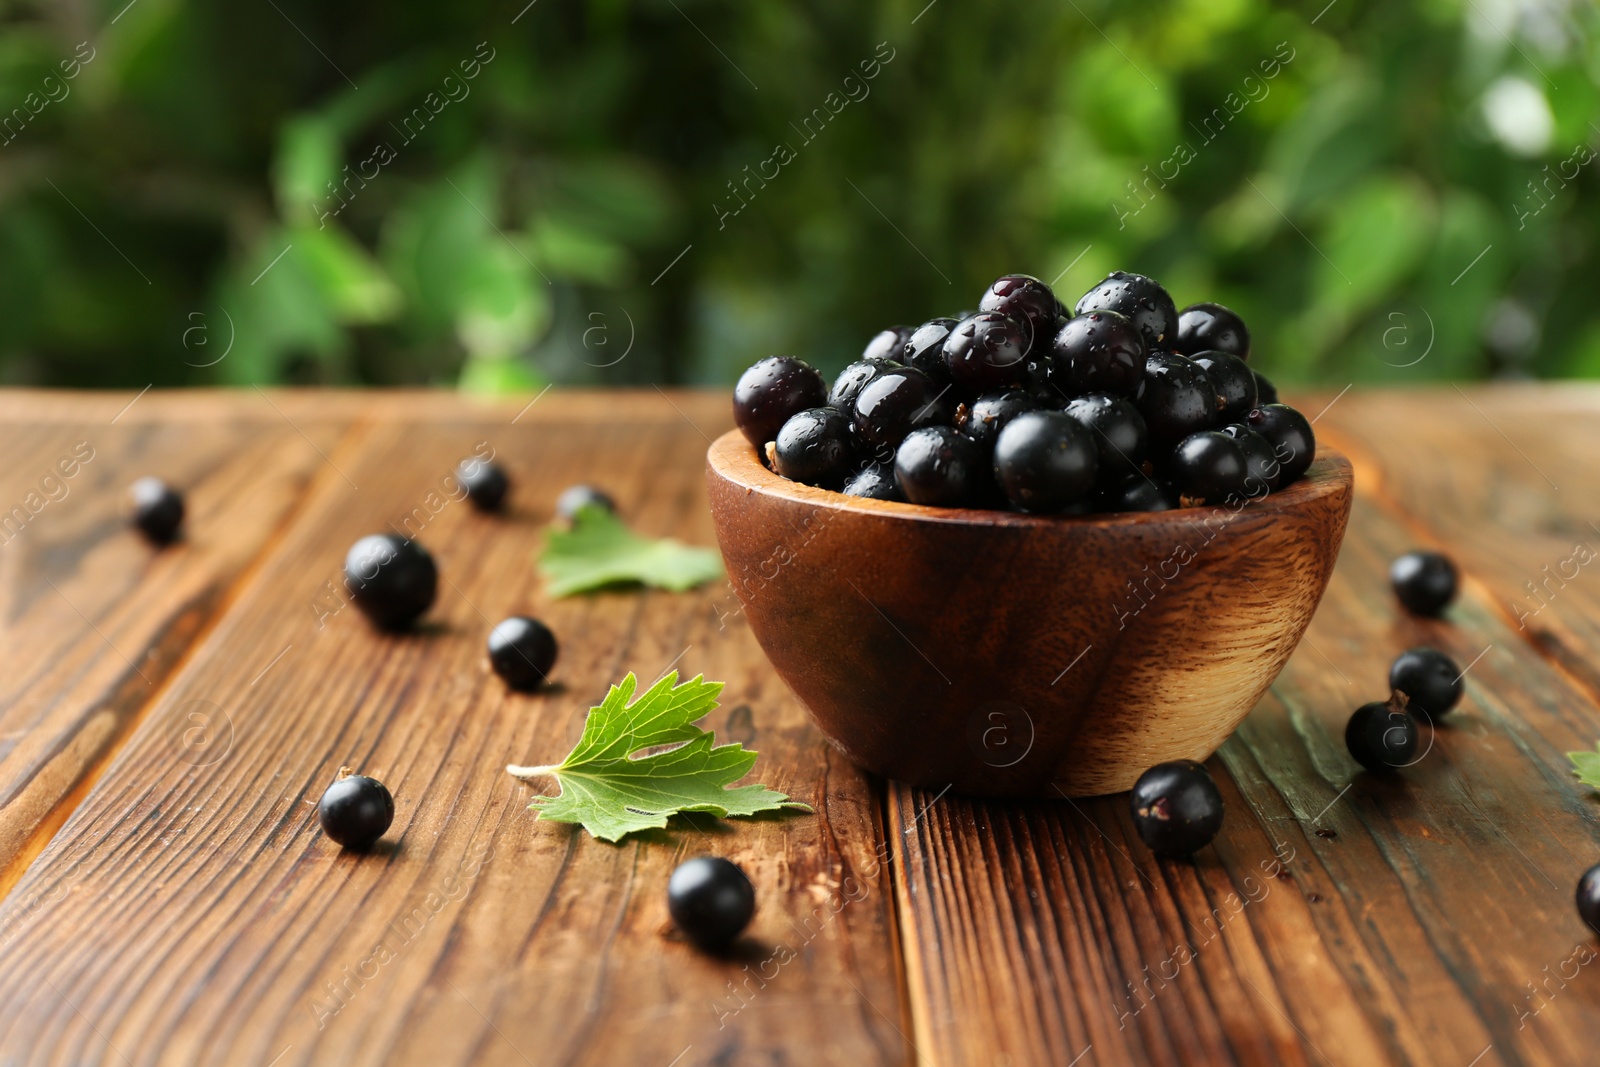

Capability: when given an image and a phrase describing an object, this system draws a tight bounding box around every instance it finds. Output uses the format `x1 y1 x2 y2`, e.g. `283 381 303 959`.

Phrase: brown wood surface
0 387 1597 1067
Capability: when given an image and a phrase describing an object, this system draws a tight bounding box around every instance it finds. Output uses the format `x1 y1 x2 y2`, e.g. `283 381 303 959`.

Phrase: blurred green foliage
0 0 1594 389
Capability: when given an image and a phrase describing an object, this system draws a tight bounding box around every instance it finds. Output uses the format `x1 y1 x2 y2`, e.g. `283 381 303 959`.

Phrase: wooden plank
0 394 908 1066
890 390 1600 1066
0 397 352 877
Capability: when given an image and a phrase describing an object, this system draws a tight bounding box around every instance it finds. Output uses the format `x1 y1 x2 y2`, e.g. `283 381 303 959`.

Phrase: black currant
943 312 1030 393
993 410 1098 513
1253 369 1278 404
668 856 756 951
1169 431 1249 507
842 463 903 501
894 426 984 507
899 318 961 383
1075 271 1177 350
1134 352 1216 449
1389 550 1458 617
1345 699 1420 772
1218 423 1281 493
488 615 559 691
344 534 438 630
1100 476 1175 513
457 457 509 511
129 477 185 544
318 773 395 851
733 356 827 448
1578 863 1600 933
1061 392 1148 486
556 484 616 521
773 407 856 488
1174 302 1251 360
1245 404 1316 484
829 359 899 413
959 390 1041 452
1389 647 1463 717
978 274 1057 353
1192 351 1258 422
862 326 911 363
853 366 952 454
1050 310 1145 398
1129 760 1224 858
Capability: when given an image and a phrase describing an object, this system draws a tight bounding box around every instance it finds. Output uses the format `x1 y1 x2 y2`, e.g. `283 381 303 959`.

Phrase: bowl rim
707 428 1353 529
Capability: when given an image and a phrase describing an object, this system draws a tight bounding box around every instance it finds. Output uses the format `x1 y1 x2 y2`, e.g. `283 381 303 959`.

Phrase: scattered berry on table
318 772 395 851
1169 431 1249 507
1129 760 1225 858
1390 550 1458 617
733 355 827 448
1191 351 1258 422
993 410 1098 513
457 456 509 511
668 856 756 952
129 477 185 544
1345 699 1421 771
1578 863 1600 932
1074 271 1178 351
1389 647 1463 717
488 616 559 691
895 425 984 507
556 484 616 521
1245 403 1316 484
1174 302 1251 360
774 407 856 489
344 534 438 630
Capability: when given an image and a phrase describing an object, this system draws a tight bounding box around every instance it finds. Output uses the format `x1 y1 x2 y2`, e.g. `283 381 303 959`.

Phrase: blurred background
0 0 1594 391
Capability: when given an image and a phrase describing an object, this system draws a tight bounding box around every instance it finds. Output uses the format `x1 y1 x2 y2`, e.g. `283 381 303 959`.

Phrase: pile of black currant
733 271 1316 514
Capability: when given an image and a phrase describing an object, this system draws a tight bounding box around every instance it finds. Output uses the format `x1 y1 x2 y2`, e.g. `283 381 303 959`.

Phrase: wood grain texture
0 393 909 1067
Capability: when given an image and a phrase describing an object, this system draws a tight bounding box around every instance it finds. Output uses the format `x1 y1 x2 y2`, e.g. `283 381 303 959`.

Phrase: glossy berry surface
1062 392 1148 485
895 426 983 507
1169 431 1249 507
829 359 897 412
993 410 1098 513
488 615 559 691
457 457 509 511
899 318 961 382
317 774 395 851
1051 310 1145 398
1219 423 1281 493
1390 550 1458 617
861 326 911 363
978 274 1058 352
733 355 827 447
959 390 1040 449
774 407 856 488
1578 863 1600 933
344 534 437 630
1174 302 1251 360
842 463 903 501
1192 351 1257 422
1245 403 1315 483
1389 647 1463 717
1345 700 1420 771
1134 352 1216 449
1129 760 1224 858
668 856 755 952
943 312 1030 393
556 484 616 521
129 477 185 544
1253 369 1278 404
853 366 952 454
1074 271 1177 350
1101 476 1175 512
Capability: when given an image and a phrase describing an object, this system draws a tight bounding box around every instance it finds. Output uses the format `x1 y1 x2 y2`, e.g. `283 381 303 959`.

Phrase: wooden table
0 386 1596 1067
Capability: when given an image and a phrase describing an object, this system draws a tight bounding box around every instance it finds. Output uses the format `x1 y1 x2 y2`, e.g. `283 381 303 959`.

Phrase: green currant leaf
1569 743 1600 793
505 672 810 842
537 505 723 597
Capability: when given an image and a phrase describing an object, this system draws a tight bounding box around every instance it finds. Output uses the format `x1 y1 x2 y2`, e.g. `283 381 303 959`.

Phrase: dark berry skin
773 407 856 488
1253 369 1278 404
829 359 899 413
1075 271 1178 350
1169 431 1249 507
1101 476 1175 513
1245 404 1315 483
733 356 827 448
1175 302 1251 361
1389 647 1463 717
842 463 903 501
129 477 185 544
1134 353 1217 449
1219 423 1281 493
1345 700 1420 771
862 326 911 362
959 390 1040 450
488 615 559 691
1062 392 1148 486
457 457 509 511
1390 551 1458 617
894 426 984 507
899 318 961 383
943 313 1030 393
1192 351 1258 422
1129 760 1224 858
1051 310 1145 398
853 367 953 454
993 410 1098 513
668 856 756 952
1578 863 1600 933
556 484 615 521
344 535 438 630
978 274 1058 354
317 774 395 851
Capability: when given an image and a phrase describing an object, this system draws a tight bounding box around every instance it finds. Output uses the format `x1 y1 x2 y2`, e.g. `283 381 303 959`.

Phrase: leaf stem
506 763 560 779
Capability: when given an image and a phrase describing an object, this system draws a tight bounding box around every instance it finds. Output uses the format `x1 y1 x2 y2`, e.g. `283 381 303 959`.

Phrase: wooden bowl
705 430 1353 798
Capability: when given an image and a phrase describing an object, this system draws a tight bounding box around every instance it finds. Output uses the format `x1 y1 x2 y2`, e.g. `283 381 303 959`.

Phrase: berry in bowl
707 271 1352 797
